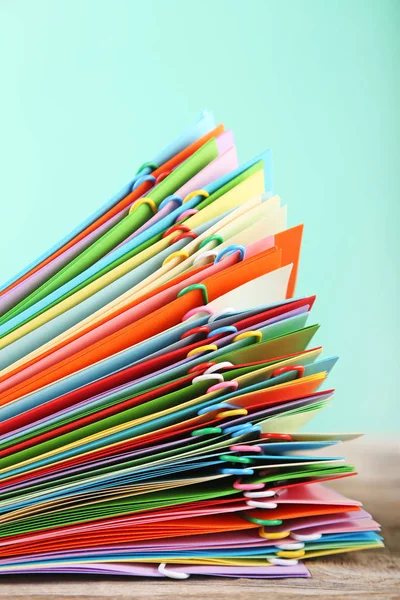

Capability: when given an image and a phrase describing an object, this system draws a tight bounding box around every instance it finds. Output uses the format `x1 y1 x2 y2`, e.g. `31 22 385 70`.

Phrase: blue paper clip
158 194 183 211
215 244 246 264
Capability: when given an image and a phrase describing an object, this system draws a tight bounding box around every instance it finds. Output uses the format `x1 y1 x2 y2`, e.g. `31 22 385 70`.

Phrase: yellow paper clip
129 197 157 215
234 330 263 343
217 408 248 419
183 189 210 204
259 528 291 540
187 344 218 358
276 549 306 559
162 250 190 266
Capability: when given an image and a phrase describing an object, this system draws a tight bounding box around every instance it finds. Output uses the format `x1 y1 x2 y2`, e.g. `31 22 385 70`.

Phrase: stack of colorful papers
0 112 383 579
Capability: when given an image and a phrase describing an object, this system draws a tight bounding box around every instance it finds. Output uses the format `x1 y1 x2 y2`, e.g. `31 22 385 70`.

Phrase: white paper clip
208 307 236 323
267 557 298 566
276 542 305 550
246 500 278 509
192 373 224 385
158 563 190 580
244 490 276 498
292 532 322 541
204 361 234 374
193 249 218 265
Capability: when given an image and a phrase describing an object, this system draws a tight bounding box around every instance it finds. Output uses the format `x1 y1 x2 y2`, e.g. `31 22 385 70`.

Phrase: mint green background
0 0 398 431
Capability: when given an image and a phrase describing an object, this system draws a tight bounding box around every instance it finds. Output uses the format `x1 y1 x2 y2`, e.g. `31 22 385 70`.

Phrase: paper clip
245 499 277 509
215 244 246 264
199 234 224 249
187 344 218 358
208 307 236 323
192 374 224 386
244 490 276 498
233 479 265 491
136 160 158 175
207 326 237 338
267 557 298 566
233 424 261 437
170 231 198 244
207 380 239 394
220 467 254 476
162 224 190 239
206 379 238 398
187 361 216 374
129 197 158 215
243 514 283 526
197 402 236 416
261 433 293 441
272 365 305 378
230 444 263 454
204 361 234 374
158 563 190 580
176 208 199 223
193 249 218 265
276 549 305 559
219 454 253 464
158 194 183 211
182 306 214 321
191 427 222 437
155 170 172 184
259 528 290 540
217 408 248 419
223 422 254 436
233 330 263 343
276 542 305 551
180 325 210 340
182 189 210 204
291 532 322 541
131 174 156 190
162 250 189 266
178 283 209 304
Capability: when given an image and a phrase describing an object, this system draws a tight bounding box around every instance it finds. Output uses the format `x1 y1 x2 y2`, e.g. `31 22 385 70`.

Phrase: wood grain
0 436 398 600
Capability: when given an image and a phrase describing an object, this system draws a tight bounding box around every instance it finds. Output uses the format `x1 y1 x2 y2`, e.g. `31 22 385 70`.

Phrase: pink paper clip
230 444 263 453
207 380 239 394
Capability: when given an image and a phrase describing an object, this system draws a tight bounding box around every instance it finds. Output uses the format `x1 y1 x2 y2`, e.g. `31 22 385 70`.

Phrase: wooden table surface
0 436 398 600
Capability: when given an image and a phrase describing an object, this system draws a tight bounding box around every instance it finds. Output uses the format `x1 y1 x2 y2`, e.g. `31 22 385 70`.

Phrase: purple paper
0 561 310 578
